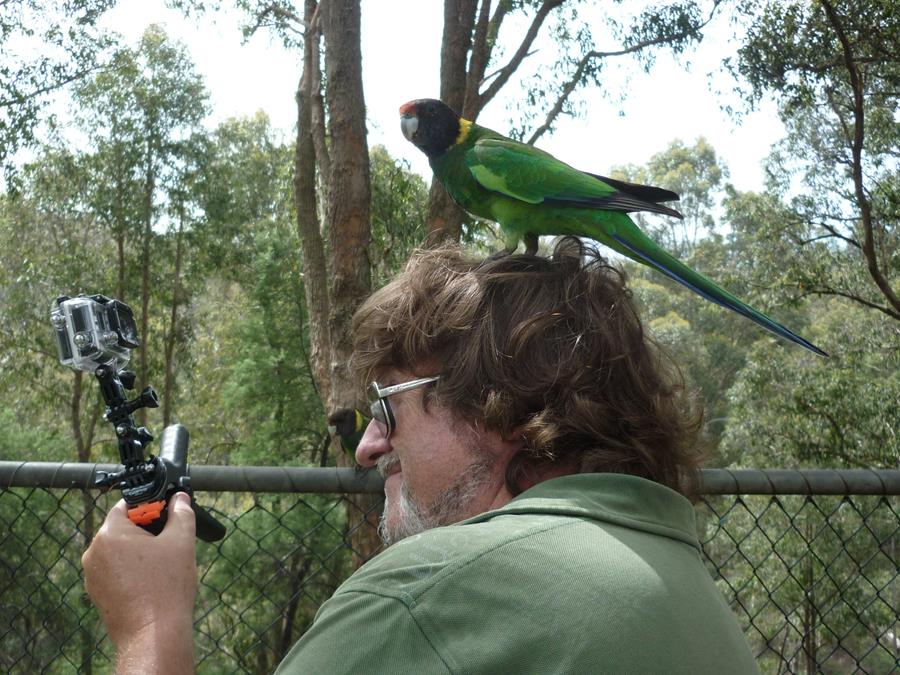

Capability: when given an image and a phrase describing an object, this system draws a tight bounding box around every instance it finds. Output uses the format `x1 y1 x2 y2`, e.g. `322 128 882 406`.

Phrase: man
83 237 759 673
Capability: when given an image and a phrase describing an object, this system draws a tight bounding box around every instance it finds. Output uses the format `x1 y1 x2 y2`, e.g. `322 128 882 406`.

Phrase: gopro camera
51 295 139 372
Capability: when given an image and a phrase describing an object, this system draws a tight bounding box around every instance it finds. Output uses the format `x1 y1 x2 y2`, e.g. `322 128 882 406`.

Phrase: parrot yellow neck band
455 118 472 146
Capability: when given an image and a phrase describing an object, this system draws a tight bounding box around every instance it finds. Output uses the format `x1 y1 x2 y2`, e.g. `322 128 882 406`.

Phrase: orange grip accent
128 500 166 525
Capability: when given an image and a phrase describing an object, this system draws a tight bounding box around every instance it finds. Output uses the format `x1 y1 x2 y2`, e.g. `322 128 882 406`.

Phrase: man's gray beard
376 455 495 546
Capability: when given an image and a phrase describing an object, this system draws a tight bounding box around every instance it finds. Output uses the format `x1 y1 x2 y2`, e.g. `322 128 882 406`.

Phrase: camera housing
51 295 139 372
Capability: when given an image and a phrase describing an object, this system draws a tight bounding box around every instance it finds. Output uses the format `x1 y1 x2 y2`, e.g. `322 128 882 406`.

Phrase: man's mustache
376 454 400 478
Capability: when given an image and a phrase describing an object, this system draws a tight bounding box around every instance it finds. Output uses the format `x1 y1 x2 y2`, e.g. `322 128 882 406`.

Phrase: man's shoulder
338 472 700 605
337 508 573 604
284 475 760 675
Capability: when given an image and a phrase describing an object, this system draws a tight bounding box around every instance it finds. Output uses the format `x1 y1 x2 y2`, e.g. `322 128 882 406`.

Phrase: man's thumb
164 491 196 537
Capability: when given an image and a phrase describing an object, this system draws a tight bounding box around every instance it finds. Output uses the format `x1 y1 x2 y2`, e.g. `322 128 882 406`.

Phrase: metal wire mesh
1 473 898 674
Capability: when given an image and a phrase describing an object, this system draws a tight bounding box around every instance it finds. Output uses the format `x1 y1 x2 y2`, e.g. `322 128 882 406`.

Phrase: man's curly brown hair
352 236 704 498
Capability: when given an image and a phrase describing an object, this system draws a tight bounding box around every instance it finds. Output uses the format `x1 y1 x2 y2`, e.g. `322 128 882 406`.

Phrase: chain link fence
1 464 898 674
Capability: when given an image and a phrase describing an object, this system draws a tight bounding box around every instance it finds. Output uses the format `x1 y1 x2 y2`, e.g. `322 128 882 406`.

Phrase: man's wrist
114 615 195 675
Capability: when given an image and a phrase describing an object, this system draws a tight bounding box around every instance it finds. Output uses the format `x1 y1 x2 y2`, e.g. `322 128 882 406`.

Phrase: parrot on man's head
399 98 827 357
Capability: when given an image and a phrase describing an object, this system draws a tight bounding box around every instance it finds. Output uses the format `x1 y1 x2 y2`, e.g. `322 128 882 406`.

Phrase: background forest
0 1 898 671
2 0 896 477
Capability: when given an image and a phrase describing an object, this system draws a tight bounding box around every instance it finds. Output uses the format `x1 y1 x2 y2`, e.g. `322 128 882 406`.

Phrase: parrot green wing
464 138 682 218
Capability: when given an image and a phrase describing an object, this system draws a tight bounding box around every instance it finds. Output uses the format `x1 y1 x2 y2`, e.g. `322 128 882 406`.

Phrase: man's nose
355 420 391 467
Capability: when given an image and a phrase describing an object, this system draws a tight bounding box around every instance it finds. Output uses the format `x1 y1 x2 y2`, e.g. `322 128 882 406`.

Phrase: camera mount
52 295 224 542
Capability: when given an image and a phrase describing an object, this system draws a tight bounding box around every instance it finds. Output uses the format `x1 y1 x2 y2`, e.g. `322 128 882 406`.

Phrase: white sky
95 0 784 193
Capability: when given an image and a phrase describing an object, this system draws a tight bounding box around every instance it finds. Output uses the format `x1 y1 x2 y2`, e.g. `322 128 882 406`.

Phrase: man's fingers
97 498 139 536
83 499 131 596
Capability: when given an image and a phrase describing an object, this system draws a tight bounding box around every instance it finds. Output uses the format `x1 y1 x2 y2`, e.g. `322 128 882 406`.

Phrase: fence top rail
1 462 899 495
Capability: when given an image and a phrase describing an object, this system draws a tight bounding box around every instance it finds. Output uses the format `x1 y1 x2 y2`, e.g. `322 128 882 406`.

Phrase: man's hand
82 491 198 674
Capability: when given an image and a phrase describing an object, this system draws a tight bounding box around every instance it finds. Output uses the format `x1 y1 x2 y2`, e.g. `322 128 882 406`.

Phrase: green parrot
327 408 367 457
399 98 826 357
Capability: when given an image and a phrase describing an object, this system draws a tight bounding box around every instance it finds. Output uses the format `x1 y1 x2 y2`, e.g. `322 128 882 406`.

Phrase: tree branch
440 0 478 110
799 286 900 321
472 0 512 92
806 220 860 249
463 0 494 118
821 0 900 316
0 63 106 108
245 2 305 38
526 1 722 145
477 0 565 110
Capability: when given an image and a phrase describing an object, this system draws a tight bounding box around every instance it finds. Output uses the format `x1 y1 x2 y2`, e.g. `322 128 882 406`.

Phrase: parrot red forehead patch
399 101 417 115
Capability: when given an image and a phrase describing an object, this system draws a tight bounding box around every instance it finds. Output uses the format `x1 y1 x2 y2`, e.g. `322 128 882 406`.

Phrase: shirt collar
463 472 700 551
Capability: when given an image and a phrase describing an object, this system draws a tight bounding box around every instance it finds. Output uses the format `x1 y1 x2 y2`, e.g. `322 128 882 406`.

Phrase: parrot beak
400 114 418 142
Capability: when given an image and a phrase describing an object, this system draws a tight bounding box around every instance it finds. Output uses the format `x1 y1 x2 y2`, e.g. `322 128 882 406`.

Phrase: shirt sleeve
274 589 452 675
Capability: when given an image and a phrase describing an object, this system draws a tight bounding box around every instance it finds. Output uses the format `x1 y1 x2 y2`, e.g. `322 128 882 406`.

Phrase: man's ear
500 424 528 447
501 427 578 494
496 425 529 464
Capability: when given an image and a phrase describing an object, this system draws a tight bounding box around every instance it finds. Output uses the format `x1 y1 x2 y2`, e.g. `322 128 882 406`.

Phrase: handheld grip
193 501 226 542
127 496 225 541
125 424 226 542
159 423 190 468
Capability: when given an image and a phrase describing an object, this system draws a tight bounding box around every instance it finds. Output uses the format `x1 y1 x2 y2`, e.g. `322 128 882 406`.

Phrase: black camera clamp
92 365 224 542
55 294 224 542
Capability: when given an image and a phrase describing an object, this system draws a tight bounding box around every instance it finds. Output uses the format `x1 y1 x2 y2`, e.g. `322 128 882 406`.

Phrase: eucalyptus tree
728 0 900 322
74 25 210 418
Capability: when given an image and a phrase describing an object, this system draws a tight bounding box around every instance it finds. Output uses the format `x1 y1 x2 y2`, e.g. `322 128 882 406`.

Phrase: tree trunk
426 0 478 242
138 144 155 427
295 0 332 407
72 370 101 674
802 521 818 674
116 231 125 301
323 0 371 403
425 181 466 246
292 0 380 566
276 549 313 662
309 20 330 213
322 0 380 566
162 208 185 426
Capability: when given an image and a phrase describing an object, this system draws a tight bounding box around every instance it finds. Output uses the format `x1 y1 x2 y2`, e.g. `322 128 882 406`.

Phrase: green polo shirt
277 473 759 674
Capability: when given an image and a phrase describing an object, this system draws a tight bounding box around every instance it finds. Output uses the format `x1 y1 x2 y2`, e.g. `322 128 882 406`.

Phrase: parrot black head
328 408 363 437
399 99 463 159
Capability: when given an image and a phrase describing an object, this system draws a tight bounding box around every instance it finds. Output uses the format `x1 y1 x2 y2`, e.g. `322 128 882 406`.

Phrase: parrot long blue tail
611 234 828 357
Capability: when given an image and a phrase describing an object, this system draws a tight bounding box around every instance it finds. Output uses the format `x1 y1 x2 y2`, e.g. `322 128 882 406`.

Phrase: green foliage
723 301 899 468
613 136 728 256
0 406 67 463
193 112 293 274
509 1 721 141
213 223 327 467
0 0 117 170
0 151 118 458
727 0 899 318
731 0 899 113
369 145 429 284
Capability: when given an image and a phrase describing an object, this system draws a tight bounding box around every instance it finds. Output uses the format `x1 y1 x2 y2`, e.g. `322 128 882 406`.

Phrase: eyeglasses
367 376 439 438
